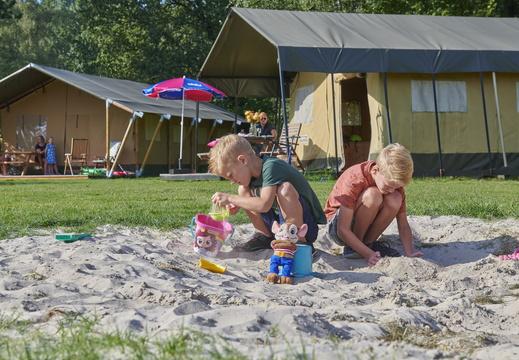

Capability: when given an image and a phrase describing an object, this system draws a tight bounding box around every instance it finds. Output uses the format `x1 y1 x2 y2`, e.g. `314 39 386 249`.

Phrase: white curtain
411 80 467 112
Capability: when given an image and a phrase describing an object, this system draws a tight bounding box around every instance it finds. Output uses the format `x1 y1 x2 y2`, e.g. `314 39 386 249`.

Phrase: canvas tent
0 64 239 175
199 7 519 176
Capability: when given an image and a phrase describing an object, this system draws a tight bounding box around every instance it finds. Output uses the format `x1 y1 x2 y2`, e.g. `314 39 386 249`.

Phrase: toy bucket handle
226 224 235 242
189 216 196 238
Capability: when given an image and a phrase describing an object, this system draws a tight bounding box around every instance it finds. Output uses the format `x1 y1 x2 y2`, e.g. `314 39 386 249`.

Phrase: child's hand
405 249 424 257
227 203 240 215
211 192 231 207
367 251 381 266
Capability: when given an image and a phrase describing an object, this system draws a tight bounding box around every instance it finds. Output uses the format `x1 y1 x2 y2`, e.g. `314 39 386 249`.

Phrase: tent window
411 80 467 112
16 115 47 150
292 85 314 124
342 100 362 126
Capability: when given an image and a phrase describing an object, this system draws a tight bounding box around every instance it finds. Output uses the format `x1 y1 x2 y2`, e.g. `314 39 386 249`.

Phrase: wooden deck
0 175 89 180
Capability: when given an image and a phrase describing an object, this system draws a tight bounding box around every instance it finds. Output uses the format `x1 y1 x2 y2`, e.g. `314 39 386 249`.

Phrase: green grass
1 177 518 239
0 315 247 360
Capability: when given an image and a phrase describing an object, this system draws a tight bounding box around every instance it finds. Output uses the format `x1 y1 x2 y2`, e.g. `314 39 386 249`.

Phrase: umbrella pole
179 91 185 170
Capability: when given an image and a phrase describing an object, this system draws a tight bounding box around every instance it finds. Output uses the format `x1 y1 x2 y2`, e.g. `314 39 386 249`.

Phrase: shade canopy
199 7 519 96
0 63 240 122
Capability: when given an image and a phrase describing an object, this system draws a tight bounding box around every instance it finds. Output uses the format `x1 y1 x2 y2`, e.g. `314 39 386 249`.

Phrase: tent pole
194 102 200 172
138 115 165 177
105 99 112 171
431 74 444 176
234 97 239 134
479 72 493 175
277 49 291 165
383 72 393 144
492 72 507 168
108 114 137 178
178 90 185 170
330 74 339 176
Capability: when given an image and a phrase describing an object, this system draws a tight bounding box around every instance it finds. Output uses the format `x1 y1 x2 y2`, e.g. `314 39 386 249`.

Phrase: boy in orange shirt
323 143 423 266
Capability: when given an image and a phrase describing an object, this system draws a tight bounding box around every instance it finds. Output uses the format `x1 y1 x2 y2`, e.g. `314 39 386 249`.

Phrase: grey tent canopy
199 7 519 96
0 63 241 122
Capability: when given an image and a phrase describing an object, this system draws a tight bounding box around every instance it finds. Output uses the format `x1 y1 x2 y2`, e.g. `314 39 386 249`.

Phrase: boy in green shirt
209 134 325 251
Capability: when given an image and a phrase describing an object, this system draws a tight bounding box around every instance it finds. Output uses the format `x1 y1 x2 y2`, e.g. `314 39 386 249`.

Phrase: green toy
55 233 91 243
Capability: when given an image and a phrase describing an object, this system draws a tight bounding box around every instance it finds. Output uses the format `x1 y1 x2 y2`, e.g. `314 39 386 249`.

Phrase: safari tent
0 64 238 175
199 8 519 176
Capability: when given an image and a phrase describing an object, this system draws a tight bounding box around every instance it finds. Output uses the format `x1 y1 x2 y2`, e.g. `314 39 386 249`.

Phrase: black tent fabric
200 8 519 96
0 64 241 122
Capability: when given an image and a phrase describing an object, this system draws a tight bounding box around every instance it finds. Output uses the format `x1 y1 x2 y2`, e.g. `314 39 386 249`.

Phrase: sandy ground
1 216 519 359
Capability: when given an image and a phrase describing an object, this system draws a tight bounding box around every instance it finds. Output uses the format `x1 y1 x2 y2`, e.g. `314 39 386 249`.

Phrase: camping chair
64 138 88 175
266 122 305 171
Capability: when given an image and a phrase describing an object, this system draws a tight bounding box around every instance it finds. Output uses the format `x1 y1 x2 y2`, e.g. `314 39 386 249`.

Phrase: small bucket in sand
190 213 233 257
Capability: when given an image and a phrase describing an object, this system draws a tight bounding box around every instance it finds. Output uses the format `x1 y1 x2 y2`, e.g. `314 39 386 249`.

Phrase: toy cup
190 213 234 258
208 204 230 221
292 244 313 277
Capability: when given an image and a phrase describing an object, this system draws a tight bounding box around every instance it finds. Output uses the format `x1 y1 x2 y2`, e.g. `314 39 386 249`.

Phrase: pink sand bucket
190 213 234 257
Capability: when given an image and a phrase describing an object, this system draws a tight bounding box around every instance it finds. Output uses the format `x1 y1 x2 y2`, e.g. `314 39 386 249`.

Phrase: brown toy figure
266 221 308 285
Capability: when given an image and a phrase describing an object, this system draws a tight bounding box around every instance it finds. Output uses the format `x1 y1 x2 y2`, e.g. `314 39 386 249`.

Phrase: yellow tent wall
290 71 519 176
288 72 344 170
0 79 233 173
0 81 135 166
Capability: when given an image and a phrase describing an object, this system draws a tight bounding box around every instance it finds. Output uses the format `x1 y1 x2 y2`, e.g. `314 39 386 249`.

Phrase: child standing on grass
209 134 326 251
44 137 59 175
323 143 423 266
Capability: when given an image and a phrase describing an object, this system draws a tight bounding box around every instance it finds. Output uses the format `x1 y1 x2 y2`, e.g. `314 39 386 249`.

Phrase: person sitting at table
44 137 59 175
253 112 277 155
34 135 46 170
256 112 277 138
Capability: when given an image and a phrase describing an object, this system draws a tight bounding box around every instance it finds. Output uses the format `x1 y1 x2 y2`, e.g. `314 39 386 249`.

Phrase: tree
0 0 18 19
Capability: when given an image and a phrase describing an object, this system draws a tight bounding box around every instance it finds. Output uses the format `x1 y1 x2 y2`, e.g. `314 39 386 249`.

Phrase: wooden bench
1 151 37 176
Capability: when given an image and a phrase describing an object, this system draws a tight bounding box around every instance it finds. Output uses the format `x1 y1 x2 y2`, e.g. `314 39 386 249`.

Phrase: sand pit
1 216 519 358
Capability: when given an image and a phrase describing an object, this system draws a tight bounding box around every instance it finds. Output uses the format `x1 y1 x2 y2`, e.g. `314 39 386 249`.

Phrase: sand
1 216 519 359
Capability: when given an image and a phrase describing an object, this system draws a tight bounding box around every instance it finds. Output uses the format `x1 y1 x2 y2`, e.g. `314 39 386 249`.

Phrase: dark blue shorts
261 196 319 243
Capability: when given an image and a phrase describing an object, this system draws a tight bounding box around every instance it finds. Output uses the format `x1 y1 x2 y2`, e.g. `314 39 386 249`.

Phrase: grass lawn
1 177 518 239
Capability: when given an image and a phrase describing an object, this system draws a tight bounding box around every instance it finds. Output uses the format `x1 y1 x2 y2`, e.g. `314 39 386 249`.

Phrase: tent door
340 76 371 168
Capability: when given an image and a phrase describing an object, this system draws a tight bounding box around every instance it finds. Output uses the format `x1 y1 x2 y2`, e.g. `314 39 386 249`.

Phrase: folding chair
268 122 305 171
64 138 88 175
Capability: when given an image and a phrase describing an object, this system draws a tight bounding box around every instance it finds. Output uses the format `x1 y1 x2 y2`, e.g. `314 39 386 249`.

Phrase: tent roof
0 63 241 122
199 7 519 96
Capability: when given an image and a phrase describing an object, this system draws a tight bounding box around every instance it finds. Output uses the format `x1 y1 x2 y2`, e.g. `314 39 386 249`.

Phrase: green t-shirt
249 157 326 224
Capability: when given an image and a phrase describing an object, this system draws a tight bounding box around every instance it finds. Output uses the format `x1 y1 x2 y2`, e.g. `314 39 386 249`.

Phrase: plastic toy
199 257 226 273
55 233 91 243
190 211 233 258
266 221 308 285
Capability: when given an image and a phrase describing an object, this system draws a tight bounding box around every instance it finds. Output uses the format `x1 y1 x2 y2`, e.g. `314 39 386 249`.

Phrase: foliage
1 0 517 118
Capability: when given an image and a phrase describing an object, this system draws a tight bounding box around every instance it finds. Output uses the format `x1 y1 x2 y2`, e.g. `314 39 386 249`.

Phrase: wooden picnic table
239 134 275 148
1 151 36 176
197 134 276 162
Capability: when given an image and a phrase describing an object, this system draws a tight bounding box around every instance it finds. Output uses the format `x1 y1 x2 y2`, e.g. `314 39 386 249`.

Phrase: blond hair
376 143 413 185
208 134 255 175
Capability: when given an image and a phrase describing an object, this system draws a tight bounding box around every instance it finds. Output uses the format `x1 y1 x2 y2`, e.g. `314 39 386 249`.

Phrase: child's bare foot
367 251 381 266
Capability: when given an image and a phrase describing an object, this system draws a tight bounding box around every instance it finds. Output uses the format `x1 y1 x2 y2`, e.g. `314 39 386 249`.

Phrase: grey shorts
324 208 357 255
325 208 347 246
